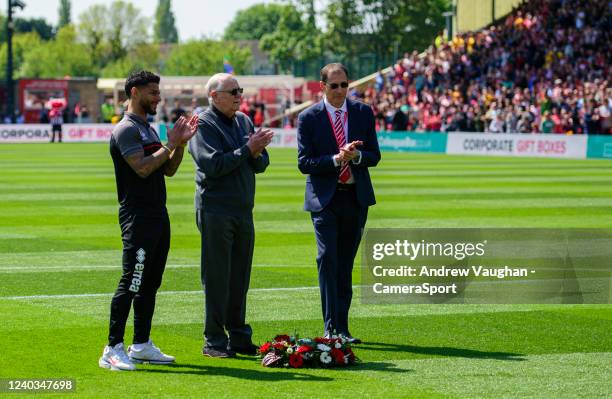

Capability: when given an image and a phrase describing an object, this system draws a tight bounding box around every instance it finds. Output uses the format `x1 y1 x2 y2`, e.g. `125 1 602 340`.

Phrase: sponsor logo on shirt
129 249 146 292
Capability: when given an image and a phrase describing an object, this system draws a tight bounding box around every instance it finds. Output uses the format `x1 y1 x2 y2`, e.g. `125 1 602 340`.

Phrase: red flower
272 342 285 350
274 334 290 342
331 348 345 365
288 353 304 368
259 342 271 354
314 337 332 344
296 345 313 354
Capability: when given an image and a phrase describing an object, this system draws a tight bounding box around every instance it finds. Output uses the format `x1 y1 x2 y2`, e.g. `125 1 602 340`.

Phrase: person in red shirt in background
424 108 442 132
239 97 250 115
551 109 564 134
254 104 264 127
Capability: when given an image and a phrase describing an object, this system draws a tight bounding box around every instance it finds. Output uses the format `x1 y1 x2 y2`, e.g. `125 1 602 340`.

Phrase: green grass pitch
0 143 610 398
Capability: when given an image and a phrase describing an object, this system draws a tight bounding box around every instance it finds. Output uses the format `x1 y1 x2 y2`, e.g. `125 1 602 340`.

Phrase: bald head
207 73 242 118
206 73 237 99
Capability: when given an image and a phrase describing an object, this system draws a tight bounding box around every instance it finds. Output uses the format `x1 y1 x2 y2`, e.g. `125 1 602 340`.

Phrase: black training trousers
108 209 170 346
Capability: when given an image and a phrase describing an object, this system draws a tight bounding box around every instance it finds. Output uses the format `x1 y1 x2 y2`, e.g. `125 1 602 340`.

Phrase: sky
18 0 275 40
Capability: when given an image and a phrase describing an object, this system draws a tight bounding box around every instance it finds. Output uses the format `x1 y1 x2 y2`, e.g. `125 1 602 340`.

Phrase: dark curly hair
124 70 160 98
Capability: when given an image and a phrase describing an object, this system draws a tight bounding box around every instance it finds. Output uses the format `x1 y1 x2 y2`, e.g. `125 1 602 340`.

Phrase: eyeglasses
216 88 244 96
326 82 349 90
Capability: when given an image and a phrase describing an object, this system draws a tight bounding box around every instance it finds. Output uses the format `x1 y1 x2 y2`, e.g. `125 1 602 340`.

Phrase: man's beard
142 101 157 115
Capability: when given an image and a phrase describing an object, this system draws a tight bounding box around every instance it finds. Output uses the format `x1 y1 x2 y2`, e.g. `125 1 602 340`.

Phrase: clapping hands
247 127 274 158
337 140 363 163
167 115 198 148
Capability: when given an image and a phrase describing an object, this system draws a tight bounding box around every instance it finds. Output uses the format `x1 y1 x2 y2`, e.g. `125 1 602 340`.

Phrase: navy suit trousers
310 186 367 335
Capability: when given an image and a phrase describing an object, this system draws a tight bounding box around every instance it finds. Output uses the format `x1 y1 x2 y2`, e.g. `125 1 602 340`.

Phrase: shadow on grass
341 361 412 373
359 342 525 361
141 363 333 381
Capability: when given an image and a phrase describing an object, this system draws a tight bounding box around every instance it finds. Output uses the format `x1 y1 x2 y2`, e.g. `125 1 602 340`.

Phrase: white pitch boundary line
0 263 314 273
2 278 609 301
0 286 322 300
0 264 198 272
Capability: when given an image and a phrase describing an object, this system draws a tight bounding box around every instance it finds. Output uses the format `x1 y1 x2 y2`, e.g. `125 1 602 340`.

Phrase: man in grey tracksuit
189 73 273 358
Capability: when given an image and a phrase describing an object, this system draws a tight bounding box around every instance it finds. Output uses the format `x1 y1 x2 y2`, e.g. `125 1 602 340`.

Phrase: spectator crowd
352 0 611 134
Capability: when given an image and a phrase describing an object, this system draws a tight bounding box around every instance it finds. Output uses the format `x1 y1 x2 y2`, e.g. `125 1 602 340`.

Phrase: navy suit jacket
297 98 381 212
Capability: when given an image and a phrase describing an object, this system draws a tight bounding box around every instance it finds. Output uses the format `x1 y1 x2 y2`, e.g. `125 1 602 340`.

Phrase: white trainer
99 343 136 371
128 340 175 364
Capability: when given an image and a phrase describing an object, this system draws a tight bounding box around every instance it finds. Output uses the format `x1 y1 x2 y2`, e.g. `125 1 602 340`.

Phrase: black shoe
203 347 236 358
229 344 258 356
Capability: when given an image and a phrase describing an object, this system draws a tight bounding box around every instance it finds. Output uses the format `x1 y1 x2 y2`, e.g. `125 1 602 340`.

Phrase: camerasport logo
129 248 146 293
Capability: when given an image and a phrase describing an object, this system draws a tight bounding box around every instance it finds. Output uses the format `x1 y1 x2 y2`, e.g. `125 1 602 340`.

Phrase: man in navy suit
297 63 381 343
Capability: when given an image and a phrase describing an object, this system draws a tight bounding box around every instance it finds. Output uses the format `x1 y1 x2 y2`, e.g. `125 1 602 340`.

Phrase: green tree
101 43 160 77
362 0 448 55
58 0 71 28
154 0 178 43
260 4 322 73
0 14 59 42
0 32 43 79
223 3 288 41
107 1 150 60
321 0 362 58
14 18 54 41
322 0 448 59
163 40 251 76
407 0 450 50
263 0 448 76
78 1 149 68
19 25 96 78
77 5 108 67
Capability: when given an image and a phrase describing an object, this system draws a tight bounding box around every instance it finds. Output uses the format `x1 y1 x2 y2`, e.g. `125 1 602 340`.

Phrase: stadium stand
350 0 611 134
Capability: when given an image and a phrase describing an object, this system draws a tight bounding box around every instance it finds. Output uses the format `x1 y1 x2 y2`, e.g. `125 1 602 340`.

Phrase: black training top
110 112 167 215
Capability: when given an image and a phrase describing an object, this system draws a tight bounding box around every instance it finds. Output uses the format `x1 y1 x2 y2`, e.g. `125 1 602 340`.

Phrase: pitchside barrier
0 124 120 143
158 125 298 148
2 124 611 160
446 132 587 159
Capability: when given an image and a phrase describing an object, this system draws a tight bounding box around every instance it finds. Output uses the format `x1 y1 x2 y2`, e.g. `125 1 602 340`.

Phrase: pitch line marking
0 286 323 300
0 263 313 273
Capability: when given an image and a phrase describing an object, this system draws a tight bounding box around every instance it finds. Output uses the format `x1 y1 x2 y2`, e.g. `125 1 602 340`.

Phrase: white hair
206 73 237 105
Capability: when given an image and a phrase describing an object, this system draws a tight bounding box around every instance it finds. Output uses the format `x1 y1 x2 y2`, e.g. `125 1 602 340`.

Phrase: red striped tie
332 109 351 183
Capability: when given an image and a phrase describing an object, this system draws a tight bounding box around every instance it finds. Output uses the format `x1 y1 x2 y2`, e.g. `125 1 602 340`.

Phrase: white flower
331 334 338 339
334 342 342 349
344 355 349 364
286 347 294 354
320 351 332 364
317 344 331 352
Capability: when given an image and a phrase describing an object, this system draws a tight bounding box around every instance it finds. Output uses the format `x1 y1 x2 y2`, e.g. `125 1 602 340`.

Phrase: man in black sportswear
99 70 197 371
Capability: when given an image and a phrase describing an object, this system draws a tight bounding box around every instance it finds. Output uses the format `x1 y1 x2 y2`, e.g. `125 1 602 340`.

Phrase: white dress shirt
323 96 362 182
